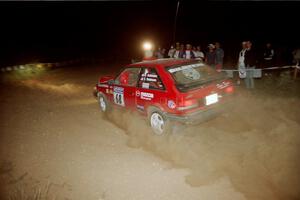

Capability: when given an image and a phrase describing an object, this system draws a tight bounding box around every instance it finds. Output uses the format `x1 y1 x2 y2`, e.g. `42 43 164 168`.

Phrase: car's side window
115 68 141 87
138 67 165 90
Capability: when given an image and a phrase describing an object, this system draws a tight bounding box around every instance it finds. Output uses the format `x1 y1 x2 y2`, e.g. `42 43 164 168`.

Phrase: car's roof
129 58 199 68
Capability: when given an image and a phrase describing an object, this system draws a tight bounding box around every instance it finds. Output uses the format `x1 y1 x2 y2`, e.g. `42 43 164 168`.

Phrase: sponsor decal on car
146 74 158 78
216 81 230 89
140 77 157 82
140 92 154 101
136 104 145 110
167 100 176 109
168 63 204 73
182 68 201 80
145 77 156 82
140 73 158 82
136 90 141 97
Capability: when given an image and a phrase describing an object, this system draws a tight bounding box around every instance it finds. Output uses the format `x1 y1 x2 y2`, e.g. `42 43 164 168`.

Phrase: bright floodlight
143 42 153 51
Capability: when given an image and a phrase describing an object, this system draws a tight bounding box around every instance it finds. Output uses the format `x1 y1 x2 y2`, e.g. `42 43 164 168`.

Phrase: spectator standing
244 41 256 89
206 44 216 67
192 46 197 57
179 44 185 58
237 41 247 85
161 48 167 58
174 43 185 58
194 46 205 61
155 47 164 59
173 43 181 59
168 45 176 58
215 42 224 72
183 44 195 59
292 48 300 79
292 48 300 66
263 43 275 68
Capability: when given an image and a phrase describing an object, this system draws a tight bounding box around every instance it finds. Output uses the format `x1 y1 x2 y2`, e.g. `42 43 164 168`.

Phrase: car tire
98 93 110 114
148 108 171 136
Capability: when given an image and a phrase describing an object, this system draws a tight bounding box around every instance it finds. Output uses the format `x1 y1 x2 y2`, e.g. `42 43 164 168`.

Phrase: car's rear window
166 62 227 92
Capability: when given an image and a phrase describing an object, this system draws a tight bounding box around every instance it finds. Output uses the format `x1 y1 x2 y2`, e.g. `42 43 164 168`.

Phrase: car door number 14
113 87 125 106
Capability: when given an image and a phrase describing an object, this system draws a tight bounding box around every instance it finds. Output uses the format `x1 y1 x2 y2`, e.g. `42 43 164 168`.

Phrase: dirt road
1 64 299 200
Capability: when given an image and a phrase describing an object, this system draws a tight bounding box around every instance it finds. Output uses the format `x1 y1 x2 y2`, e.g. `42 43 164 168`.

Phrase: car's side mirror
108 79 115 85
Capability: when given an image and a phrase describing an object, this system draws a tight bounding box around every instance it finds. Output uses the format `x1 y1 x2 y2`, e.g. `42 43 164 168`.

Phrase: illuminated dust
0 65 299 200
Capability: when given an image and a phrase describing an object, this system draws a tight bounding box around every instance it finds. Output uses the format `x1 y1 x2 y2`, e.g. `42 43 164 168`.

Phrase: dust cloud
106 90 300 200
21 80 84 95
1 65 300 200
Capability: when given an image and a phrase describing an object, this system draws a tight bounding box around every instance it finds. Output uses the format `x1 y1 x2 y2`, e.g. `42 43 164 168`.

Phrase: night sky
0 1 299 66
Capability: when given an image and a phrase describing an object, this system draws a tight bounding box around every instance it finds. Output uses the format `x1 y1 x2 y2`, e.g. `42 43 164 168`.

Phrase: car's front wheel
98 94 110 113
149 110 171 136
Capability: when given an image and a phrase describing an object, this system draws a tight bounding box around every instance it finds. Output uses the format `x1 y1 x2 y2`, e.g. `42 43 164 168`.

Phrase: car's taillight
225 86 234 93
177 99 199 111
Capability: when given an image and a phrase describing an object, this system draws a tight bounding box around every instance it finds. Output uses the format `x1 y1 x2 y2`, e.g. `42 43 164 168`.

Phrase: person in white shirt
173 42 181 59
183 44 195 59
193 46 205 61
237 41 247 85
168 45 176 58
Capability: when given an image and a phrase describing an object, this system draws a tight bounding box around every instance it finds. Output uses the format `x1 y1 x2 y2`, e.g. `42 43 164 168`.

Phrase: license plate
205 93 218 105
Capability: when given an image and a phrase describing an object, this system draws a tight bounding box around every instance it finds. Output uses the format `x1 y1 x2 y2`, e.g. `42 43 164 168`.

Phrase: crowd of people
154 42 224 71
153 41 279 69
235 41 298 89
151 41 300 89
151 41 299 89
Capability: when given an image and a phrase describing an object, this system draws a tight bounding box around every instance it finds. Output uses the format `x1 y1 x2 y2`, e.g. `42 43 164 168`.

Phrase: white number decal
113 87 125 106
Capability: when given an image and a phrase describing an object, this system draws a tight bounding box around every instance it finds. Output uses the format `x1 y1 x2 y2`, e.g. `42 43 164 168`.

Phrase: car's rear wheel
148 109 171 136
98 93 110 113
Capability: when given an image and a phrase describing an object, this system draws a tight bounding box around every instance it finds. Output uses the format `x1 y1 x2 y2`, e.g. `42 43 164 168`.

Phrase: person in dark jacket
215 42 224 72
263 43 275 68
206 44 216 67
244 41 256 89
179 44 185 58
183 44 195 59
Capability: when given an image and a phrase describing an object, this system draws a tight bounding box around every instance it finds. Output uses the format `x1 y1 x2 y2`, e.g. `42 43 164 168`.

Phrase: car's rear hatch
177 79 234 112
166 62 234 113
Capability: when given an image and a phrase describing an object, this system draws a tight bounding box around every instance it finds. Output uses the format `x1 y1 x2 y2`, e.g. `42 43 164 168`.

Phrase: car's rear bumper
164 102 232 125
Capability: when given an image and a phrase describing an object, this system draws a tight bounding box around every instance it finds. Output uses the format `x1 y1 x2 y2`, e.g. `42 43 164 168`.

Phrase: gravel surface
0 65 299 200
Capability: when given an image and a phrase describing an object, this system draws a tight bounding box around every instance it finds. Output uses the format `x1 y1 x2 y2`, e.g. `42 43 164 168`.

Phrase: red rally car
94 59 234 135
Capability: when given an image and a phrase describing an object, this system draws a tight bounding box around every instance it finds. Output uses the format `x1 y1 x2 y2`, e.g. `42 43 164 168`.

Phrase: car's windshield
166 62 226 92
